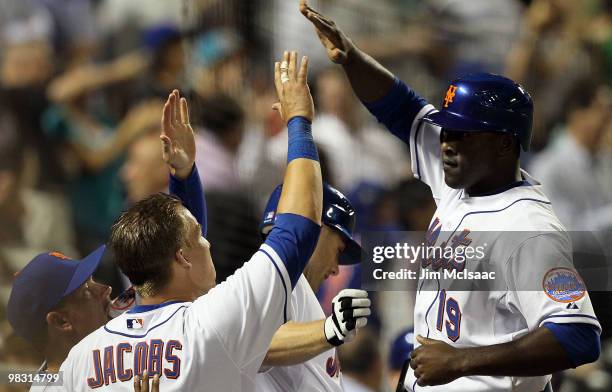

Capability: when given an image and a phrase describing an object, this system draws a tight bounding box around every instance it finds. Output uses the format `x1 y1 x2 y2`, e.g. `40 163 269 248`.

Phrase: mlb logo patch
264 211 275 223
127 318 144 329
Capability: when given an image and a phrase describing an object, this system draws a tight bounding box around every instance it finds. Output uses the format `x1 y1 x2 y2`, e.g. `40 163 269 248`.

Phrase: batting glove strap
324 289 371 346
325 315 345 346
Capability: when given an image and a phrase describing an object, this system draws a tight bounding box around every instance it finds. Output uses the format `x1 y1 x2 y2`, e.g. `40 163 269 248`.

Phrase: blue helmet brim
423 110 500 133
330 223 362 265
423 110 530 151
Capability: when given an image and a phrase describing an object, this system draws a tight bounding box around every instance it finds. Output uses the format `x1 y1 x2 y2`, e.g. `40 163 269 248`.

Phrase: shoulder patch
542 267 586 303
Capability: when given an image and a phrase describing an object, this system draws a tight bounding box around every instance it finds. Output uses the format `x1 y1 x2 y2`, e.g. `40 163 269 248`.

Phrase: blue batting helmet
423 73 533 151
261 183 362 265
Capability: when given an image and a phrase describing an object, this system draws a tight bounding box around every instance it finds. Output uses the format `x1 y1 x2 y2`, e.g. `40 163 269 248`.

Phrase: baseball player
59 50 324 391
255 183 371 391
7 246 110 392
300 2 601 392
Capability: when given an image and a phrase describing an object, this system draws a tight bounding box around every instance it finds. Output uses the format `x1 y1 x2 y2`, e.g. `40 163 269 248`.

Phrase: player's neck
44 337 73 372
137 275 201 305
466 164 521 197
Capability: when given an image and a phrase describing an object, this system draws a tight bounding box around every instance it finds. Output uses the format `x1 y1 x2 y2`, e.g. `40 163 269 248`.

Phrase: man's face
304 226 345 290
440 129 502 190
121 134 168 203
578 90 612 151
180 209 216 296
59 277 112 339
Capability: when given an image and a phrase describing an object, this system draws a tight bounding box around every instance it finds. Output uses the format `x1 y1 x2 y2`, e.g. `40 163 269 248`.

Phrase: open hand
161 90 196 179
299 0 355 64
410 335 465 386
273 51 314 123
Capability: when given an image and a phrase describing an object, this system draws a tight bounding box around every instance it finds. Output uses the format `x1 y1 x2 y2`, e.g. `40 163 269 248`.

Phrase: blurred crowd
1 0 612 391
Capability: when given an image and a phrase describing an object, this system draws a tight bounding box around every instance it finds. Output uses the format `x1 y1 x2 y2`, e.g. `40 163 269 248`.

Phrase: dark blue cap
142 24 181 51
7 246 106 344
261 183 362 265
423 73 533 151
389 328 414 370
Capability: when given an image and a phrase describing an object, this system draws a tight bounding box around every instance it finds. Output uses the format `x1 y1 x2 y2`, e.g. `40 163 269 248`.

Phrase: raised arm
161 90 207 235
274 50 322 224
190 51 323 369
265 51 323 287
300 0 428 144
299 0 393 103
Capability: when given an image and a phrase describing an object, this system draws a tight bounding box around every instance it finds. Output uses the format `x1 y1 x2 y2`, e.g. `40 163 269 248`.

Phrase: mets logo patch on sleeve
542 268 586 303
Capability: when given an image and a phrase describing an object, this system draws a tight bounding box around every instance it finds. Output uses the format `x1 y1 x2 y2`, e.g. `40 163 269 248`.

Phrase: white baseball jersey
254 275 343 392
59 243 291 391
403 105 601 392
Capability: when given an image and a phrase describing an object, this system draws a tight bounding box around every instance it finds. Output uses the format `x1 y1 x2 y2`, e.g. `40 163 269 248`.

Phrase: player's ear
175 248 191 268
497 134 515 157
46 310 73 333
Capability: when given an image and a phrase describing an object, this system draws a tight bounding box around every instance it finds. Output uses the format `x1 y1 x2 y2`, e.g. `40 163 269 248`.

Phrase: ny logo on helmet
444 85 458 108
49 251 71 260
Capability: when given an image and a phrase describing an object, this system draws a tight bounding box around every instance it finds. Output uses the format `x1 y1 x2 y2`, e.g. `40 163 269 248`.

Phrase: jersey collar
127 300 186 314
462 169 539 199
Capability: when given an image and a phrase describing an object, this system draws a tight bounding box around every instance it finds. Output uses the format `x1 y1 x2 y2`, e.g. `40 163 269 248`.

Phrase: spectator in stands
137 25 186 100
121 130 168 204
193 92 246 192
506 0 598 149
0 0 63 190
191 92 261 282
0 123 78 275
42 58 159 254
529 81 612 232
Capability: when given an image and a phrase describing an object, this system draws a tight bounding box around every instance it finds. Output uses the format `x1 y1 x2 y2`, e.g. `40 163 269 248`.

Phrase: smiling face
440 129 517 193
304 226 346 292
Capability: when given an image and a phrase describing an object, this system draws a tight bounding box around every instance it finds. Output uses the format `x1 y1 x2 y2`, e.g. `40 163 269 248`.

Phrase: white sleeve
409 105 446 200
286 276 309 322
191 243 291 369
504 234 601 331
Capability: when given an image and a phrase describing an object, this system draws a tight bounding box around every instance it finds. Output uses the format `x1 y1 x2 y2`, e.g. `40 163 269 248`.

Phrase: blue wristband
169 165 207 237
287 116 318 163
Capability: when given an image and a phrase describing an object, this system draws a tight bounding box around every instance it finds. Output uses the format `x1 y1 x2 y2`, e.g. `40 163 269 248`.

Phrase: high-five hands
161 90 196 179
299 0 355 65
272 51 314 123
